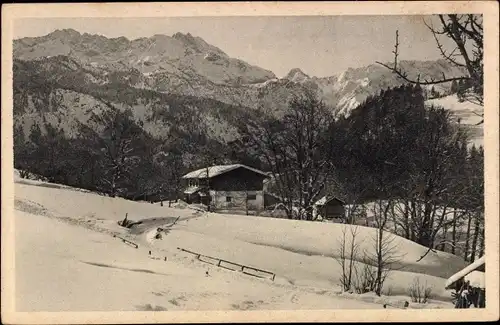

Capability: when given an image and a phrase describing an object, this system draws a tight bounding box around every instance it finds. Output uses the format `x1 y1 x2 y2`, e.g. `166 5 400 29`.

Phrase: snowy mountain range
14 29 275 86
13 28 482 146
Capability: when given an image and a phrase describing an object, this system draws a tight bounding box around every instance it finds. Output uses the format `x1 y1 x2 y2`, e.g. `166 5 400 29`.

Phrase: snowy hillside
13 173 466 311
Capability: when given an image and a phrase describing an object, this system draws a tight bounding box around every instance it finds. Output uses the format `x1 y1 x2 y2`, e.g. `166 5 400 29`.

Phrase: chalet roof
464 271 485 289
183 186 201 194
314 195 346 206
445 256 485 289
181 164 268 179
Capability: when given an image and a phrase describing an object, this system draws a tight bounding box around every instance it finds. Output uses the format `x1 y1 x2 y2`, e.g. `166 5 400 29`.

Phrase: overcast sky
14 15 453 78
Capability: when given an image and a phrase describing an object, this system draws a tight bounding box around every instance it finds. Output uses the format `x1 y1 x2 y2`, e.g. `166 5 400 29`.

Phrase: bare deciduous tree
239 91 336 220
366 199 405 296
78 104 144 197
335 225 361 292
376 15 483 124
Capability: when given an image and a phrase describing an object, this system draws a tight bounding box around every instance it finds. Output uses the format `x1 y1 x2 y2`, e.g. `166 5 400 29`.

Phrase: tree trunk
404 202 410 239
392 204 397 234
376 227 383 296
464 213 472 261
245 191 249 216
470 213 481 263
440 222 447 252
410 199 418 242
418 202 433 248
110 173 117 198
451 208 457 255
91 158 95 187
478 226 485 258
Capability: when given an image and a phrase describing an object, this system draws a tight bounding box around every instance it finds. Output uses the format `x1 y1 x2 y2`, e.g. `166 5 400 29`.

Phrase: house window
226 196 232 202
247 194 257 200
188 179 199 187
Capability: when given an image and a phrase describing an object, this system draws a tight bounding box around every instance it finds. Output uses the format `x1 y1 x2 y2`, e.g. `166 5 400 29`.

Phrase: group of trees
239 82 483 257
372 13 485 263
14 105 183 201
450 78 478 103
237 81 483 296
239 91 336 220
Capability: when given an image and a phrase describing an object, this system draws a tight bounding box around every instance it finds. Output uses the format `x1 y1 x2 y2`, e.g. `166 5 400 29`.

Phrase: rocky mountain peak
172 32 198 45
13 29 277 86
48 28 82 40
284 68 310 82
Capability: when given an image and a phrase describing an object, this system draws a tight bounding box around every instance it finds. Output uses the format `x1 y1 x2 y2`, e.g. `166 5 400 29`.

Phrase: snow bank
15 209 382 311
14 180 195 223
159 226 454 300
14 180 461 310
179 213 467 279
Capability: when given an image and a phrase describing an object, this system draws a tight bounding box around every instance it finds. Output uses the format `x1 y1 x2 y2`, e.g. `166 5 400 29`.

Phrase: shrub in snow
382 285 393 296
18 169 31 179
408 277 432 303
352 261 377 294
334 225 361 292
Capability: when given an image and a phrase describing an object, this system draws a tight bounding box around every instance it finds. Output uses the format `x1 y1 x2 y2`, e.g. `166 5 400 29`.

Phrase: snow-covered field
12 173 466 312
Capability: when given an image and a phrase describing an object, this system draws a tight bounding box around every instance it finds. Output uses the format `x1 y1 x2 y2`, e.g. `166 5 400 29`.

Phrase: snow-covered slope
12 174 467 311
14 186 381 311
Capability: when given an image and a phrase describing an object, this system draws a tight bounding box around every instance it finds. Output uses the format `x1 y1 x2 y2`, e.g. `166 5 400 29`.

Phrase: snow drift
13 174 463 311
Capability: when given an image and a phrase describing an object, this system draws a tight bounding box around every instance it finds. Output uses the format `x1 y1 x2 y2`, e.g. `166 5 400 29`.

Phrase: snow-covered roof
183 186 201 194
464 271 485 289
445 256 485 289
314 195 345 206
181 164 268 179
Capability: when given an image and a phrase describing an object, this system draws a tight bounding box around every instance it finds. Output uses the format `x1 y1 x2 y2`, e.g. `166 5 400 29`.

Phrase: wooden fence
113 234 139 249
177 247 276 281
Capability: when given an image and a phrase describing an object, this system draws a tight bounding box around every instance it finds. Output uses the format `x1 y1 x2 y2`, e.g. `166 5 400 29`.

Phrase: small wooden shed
312 196 346 221
445 256 485 308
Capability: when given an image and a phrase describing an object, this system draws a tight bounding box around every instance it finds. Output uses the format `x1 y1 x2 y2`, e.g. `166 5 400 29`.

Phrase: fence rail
177 247 276 281
113 234 139 249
